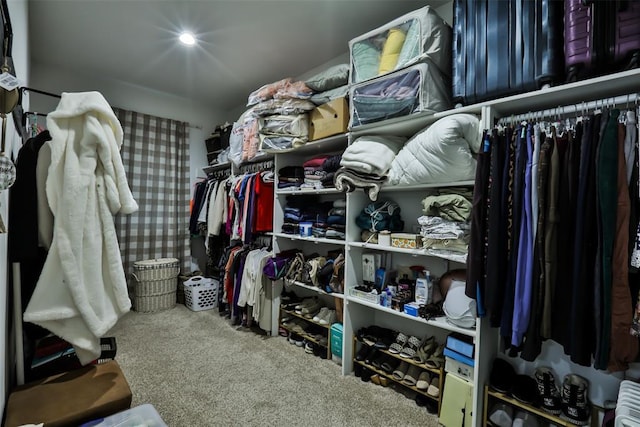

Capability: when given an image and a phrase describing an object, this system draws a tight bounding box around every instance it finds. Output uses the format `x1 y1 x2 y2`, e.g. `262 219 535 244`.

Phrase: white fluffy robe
24 92 138 364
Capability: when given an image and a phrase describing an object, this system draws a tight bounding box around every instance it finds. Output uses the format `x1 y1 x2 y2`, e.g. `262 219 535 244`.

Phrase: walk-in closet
1 1 640 426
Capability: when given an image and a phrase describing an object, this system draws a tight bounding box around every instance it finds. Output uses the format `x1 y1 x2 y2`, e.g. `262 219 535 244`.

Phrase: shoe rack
482 385 597 427
279 304 333 359
352 336 445 415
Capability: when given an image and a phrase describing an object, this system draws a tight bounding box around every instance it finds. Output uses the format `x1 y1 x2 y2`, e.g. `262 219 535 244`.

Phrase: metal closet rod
20 86 62 99
500 92 640 124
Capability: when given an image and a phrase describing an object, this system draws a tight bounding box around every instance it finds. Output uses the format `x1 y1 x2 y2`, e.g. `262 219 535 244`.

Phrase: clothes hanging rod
20 87 62 99
25 111 47 117
498 92 640 124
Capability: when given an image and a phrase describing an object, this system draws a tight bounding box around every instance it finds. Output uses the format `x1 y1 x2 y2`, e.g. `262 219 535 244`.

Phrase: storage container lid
133 258 179 268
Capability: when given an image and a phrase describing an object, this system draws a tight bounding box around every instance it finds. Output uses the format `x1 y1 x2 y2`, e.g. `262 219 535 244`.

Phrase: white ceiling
28 0 450 112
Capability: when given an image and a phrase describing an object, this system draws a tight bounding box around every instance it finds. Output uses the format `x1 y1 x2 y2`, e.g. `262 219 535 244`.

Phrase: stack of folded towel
320 154 342 188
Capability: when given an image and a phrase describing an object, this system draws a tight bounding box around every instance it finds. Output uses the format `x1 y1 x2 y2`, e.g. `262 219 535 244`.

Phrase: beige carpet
107 304 440 427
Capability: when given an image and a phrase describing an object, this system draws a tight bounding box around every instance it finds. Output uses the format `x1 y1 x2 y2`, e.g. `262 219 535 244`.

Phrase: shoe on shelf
489 403 514 427
371 352 387 370
389 332 408 354
489 357 516 394
512 375 538 405
294 298 315 312
427 376 440 398
288 320 307 335
512 410 540 427
561 374 591 426
400 335 422 359
416 371 431 390
301 301 322 318
403 364 421 386
424 343 445 369
392 361 410 381
354 363 363 378
304 341 314 354
365 347 380 366
412 336 436 364
381 355 400 374
312 307 330 323
356 345 369 362
319 309 337 325
371 374 381 385
535 367 562 415
360 366 373 382
313 343 323 357
289 332 304 347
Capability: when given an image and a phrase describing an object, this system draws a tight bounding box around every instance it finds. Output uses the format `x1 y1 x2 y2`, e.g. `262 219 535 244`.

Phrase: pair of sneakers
312 307 336 325
535 367 591 426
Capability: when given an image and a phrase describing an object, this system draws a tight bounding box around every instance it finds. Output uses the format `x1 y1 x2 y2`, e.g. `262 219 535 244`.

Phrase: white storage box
132 258 180 313
184 276 218 312
80 403 167 427
445 356 475 382
348 5 451 85
349 61 450 128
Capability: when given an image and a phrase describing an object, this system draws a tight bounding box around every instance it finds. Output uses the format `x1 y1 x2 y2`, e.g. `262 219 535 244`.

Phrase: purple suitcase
565 0 640 81
614 0 640 66
565 0 594 80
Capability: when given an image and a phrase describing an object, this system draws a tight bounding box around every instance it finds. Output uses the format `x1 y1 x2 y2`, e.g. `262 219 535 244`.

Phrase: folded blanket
334 167 387 201
340 135 406 176
421 192 473 222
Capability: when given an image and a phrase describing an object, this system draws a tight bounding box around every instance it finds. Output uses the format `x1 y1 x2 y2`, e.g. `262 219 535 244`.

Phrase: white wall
29 61 224 192
3 0 29 417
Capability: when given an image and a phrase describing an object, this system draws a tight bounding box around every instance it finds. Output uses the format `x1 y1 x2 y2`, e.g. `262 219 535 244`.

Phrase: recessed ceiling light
179 32 196 46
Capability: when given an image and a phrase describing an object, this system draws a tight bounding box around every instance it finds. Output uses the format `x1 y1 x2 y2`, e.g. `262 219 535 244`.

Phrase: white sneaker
313 307 329 323
319 309 337 325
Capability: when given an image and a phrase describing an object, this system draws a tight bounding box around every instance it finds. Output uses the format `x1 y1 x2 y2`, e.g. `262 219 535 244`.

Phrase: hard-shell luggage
452 0 564 106
565 0 640 82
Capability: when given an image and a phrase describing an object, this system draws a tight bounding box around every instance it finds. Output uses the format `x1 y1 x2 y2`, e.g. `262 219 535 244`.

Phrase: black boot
534 367 561 415
561 374 591 426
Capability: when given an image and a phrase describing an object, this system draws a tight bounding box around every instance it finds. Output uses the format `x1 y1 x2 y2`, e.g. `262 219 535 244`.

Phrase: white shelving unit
270 133 350 338
268 66 640 426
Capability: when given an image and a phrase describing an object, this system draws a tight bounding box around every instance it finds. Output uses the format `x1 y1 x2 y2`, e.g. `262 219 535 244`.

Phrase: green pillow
352 41 380 82
305 64 349 92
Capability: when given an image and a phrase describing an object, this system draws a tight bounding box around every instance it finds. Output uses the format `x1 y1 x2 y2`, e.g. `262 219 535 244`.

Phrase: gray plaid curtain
113 108 191 278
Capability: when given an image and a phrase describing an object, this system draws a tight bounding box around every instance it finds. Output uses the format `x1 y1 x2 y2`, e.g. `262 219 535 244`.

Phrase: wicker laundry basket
132 258 180 313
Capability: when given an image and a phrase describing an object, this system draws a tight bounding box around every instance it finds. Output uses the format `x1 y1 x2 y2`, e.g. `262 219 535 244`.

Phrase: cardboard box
309 97 349 140
446 333 475 358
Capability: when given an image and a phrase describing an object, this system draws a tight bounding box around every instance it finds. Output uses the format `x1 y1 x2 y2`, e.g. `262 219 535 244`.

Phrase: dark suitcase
565 0 640 82
452 0 564 106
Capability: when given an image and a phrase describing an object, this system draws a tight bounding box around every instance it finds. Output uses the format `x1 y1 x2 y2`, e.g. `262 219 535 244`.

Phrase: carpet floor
107 304 440 427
